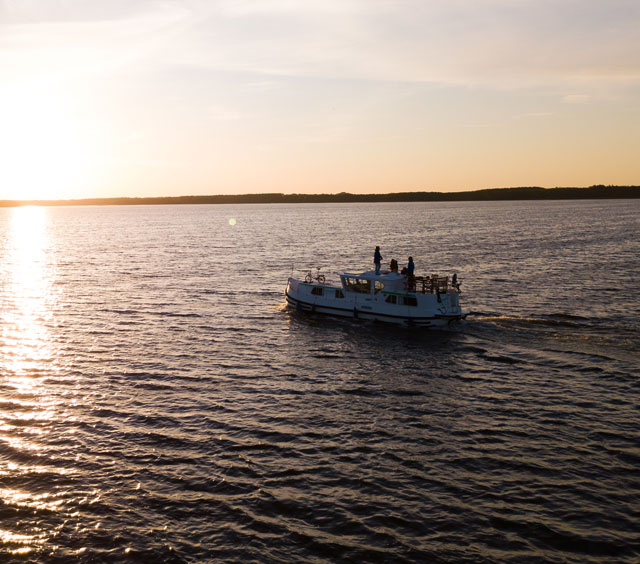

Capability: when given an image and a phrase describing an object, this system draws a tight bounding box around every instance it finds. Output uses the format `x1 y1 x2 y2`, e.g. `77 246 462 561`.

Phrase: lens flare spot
228 218 237 226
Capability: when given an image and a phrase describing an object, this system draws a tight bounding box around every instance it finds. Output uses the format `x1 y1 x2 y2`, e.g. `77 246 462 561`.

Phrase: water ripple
0 202 639 562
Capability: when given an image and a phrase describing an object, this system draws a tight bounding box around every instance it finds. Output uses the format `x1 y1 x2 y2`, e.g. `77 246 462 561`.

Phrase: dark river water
0 200 638 563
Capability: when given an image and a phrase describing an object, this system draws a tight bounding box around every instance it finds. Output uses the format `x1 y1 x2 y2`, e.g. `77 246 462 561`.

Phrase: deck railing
411 275 449 294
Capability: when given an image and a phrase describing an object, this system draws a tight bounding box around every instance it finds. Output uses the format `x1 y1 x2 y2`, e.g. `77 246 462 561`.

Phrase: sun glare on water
1 206 57 378
0 207 68 554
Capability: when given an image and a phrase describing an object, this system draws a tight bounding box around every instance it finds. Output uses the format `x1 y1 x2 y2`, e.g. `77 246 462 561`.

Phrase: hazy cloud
2 0 639 89
563 94 590 104
167 0 640 87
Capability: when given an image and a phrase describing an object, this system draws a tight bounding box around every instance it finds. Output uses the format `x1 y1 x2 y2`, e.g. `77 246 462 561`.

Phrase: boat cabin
341 271 405 294
339 270 449 296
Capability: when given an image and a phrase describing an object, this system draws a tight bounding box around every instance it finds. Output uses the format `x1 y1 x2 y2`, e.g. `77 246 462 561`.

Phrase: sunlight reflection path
1 207 55 378
0 207 68 556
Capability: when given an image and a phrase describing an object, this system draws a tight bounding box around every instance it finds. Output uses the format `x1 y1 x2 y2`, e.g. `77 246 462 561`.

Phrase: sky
0 0 639 200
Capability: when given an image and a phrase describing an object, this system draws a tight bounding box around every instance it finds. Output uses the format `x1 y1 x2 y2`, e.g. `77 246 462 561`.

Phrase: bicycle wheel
305 273 313 283
316 274 326 284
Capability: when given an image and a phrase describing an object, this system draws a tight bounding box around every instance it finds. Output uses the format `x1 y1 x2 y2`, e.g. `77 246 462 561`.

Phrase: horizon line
1 185 639 207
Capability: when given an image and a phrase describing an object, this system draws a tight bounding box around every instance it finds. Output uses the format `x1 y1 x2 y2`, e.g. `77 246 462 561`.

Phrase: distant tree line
1 185 638 207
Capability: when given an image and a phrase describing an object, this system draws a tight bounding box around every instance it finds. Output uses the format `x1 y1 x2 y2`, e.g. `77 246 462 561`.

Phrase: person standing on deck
407 256 415 290
374 246 383 275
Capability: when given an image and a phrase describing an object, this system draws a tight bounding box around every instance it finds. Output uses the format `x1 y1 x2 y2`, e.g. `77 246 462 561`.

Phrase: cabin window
335 289 344 299
311 287 323 296
385 294 397 304
403 296 418 307
344 277 370 294
374 281 385 294
356 279 371 293
343 277 356 292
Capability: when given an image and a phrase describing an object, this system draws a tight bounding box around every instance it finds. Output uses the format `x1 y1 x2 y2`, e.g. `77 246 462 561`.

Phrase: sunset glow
1 1 638 200
0 87 101 200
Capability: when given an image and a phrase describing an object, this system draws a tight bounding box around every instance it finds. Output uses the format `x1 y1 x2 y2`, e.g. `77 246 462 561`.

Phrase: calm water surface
0 200 638 563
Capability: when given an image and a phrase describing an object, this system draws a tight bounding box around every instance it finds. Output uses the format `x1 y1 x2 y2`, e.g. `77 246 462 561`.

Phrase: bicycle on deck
304 267 326 284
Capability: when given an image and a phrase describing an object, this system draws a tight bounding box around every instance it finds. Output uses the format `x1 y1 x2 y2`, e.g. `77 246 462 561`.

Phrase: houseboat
285 268 464 327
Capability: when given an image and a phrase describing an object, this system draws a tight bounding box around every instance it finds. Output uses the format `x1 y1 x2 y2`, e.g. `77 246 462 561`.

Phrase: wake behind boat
285 266 464 328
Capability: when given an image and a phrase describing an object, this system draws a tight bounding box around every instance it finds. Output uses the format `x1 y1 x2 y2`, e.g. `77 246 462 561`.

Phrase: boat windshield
344 277 371 294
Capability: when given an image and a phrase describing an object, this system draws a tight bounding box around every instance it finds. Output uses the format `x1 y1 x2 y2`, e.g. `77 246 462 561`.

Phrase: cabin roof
341 270 406 282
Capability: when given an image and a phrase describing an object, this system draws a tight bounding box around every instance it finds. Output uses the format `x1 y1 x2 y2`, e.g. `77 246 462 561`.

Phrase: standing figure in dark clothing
407 256 415 290
374 246 383 275
389 258 398 273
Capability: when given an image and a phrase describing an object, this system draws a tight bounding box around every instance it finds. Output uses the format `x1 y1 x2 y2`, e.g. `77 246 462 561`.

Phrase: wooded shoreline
1 185 638 207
